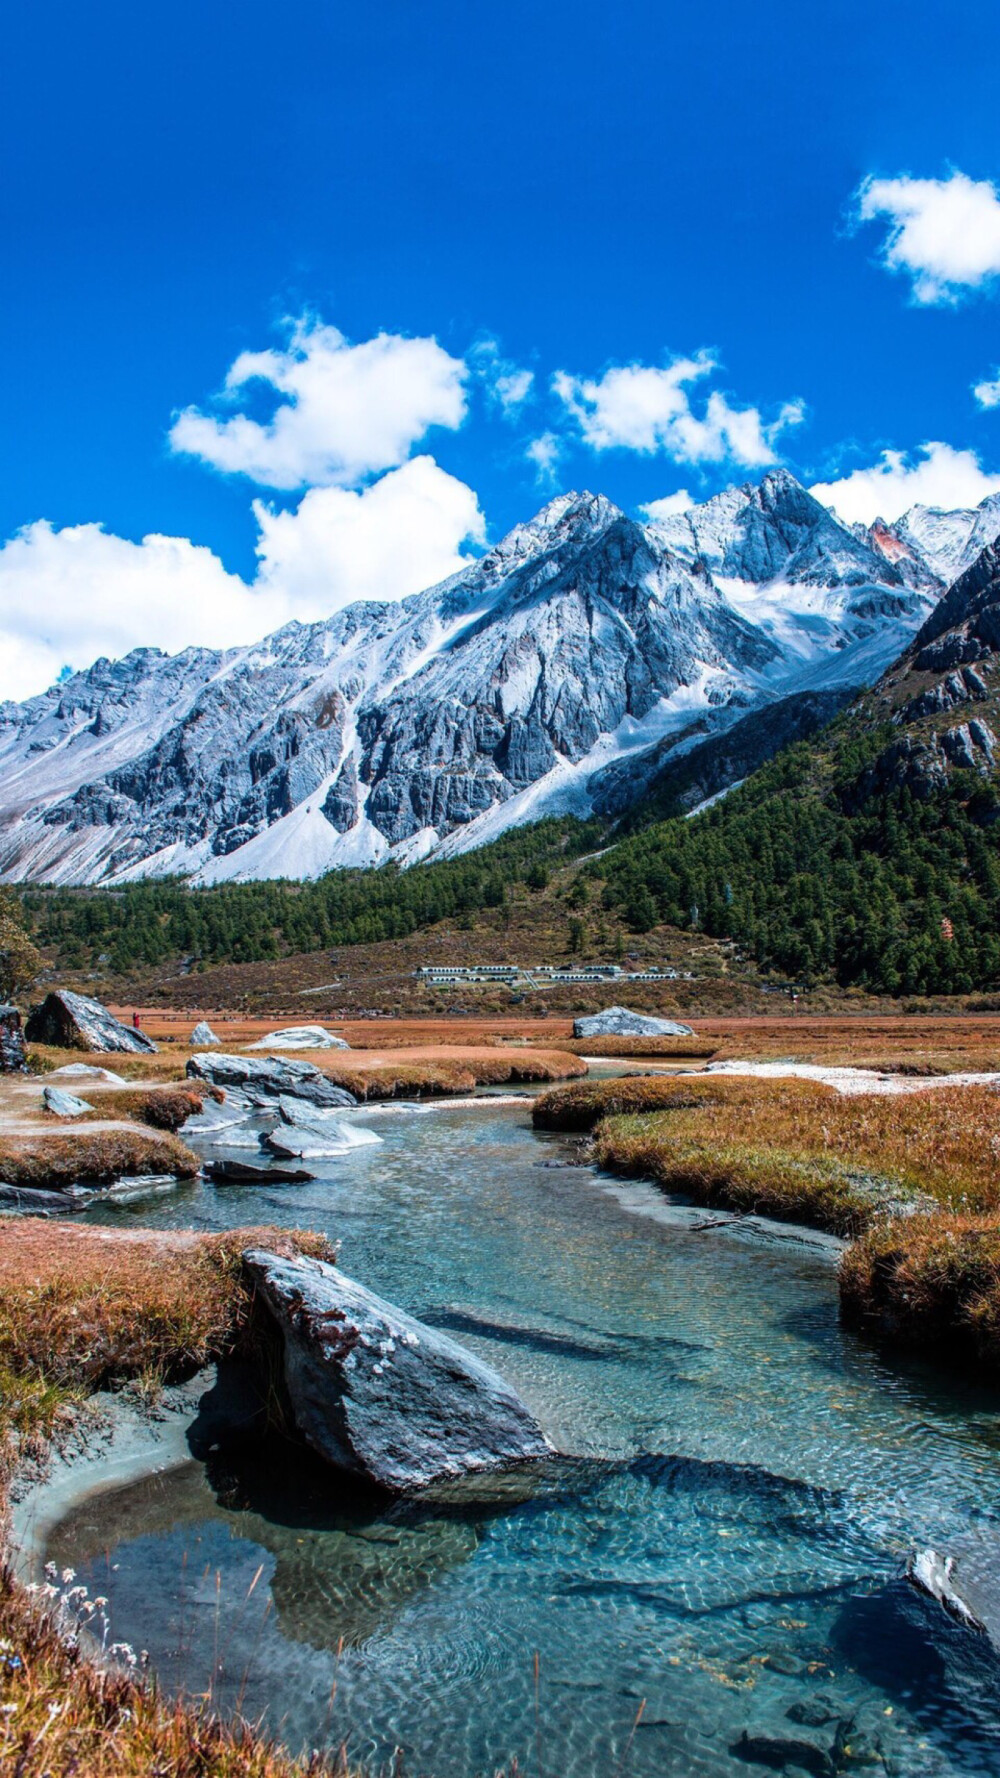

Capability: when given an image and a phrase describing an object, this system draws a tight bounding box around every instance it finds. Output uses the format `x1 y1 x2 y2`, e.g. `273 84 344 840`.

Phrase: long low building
415 963 686 986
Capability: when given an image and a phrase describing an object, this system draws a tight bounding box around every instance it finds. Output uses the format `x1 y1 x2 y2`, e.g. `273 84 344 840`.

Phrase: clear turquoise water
53 1095 1000 1776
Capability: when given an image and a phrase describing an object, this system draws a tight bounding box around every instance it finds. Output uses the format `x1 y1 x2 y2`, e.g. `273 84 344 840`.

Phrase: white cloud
253 456 485 608
0 523 266 702
169 317 468 489
526 431 562 483
856 172 1000 305
810 441 1000 525
469 338 535 415
641 490 694 521
495 366 534 412
0 458 484 701
973 370 1000 410
553 355 803 466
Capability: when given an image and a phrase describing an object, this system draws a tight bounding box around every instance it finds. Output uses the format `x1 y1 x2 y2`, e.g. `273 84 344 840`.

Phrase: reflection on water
58 1097 1000 1775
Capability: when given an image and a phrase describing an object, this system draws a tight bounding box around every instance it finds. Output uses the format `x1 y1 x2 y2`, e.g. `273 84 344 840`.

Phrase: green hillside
599 542 1000 995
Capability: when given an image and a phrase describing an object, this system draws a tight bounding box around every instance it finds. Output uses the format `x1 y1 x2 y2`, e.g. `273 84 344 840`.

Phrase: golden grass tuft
536 1072 1000 1236
0 1567 352 1777
325 1049 585 1100
532 1073 755 1131
562 1035 719 1058
0 1129 201 1188
0 1221 334 1392
840 1212 1000 1364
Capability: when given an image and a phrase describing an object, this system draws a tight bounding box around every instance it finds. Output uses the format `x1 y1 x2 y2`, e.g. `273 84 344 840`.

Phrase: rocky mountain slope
598 529 1000 995
1 471 998 887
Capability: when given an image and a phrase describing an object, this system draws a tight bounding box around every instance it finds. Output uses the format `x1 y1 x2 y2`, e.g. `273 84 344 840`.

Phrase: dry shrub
0 1567 350 1777
841 1212 1000 1366
51 1085 208 1132
0 1222 334 1390
0 1129 201 1188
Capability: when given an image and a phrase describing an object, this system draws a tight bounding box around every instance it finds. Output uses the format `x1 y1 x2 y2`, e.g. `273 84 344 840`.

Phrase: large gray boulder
25 990 158 1054
186 1052 356 1108
243 1249 554 1492
0 1004 27 1073
573 1006 694 1039
190 1020 220 1046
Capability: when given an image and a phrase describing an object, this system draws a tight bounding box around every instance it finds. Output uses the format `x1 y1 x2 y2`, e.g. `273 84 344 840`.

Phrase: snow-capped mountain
0 471 996 886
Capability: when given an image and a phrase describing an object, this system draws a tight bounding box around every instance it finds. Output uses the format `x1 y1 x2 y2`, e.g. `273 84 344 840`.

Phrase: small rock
572 1007 694 1039
25 990 158 1054
786 1700 837 1728
242 1249 554 1492
732 1729 833 1776
190 1020 220 1045
42 1086 94 1117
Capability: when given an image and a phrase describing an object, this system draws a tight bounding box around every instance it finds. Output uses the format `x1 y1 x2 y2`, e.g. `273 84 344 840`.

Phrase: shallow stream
49 1091 1000 1775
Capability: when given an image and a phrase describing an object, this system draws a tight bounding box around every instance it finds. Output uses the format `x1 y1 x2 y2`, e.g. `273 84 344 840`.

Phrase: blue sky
3 0 1000 696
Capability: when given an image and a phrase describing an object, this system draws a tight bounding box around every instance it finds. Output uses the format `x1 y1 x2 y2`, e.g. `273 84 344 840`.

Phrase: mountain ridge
1 470 998 888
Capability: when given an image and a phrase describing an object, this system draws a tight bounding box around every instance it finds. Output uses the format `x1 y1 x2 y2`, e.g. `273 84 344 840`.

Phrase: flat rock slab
573 1007 694 1038
259 1121 381 1159
243 1249 554 1493
25 990 158 1054
42 1086 93 1117
50 1063 127 1084
248 1026 349 1051
186 1051 356 1108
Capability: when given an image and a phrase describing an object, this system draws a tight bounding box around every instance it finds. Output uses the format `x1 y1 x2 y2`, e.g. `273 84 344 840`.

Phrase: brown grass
562 1035 720 1058
0 1221 334 1391
324 1049 585 1100
533 1074 741 1131
0 1572 349 1778
0 1128 201 1188
535 1072 1000 1236
841 1212 1000 1365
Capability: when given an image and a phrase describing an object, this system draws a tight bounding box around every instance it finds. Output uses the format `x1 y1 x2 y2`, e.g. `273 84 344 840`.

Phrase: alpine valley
3 467 1000 890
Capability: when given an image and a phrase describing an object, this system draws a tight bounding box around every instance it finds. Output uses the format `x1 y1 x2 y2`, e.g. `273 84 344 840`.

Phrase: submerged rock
186 1052 356 1108
42 1085 93 1117
190 1020 220 1046
909 1546 986 1632
572 1006 694 1039
732 1729 833 1776
25 990 158 1054
0 1004 27 1073
205 1158 316 1184
248 1025 349 1051
243 1249 554 1492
